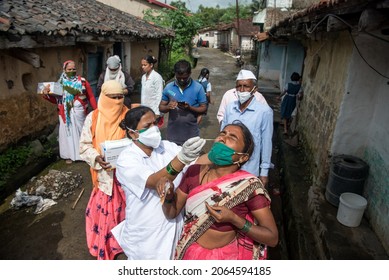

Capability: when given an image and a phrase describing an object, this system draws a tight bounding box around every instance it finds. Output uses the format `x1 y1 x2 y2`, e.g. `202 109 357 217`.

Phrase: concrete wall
198 31 216 48
0 47 82 151
231 29 239 52
280 40 305 90
258 40 284 80
267 0 293 8
330 32 389 253
241 36 254 52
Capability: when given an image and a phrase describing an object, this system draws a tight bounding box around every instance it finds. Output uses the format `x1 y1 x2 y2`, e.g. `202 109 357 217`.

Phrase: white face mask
238 87 256 104
136 126 161 148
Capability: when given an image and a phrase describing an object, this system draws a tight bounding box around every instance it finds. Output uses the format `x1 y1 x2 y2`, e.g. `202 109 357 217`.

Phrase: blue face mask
176 77 191 87
208 142 247 166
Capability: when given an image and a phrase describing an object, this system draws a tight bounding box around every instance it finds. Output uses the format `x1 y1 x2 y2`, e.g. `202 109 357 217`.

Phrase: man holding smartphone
159 60 207 145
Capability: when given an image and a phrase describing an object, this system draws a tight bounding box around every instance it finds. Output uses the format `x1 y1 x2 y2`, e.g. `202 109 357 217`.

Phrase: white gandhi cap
236 69 257 80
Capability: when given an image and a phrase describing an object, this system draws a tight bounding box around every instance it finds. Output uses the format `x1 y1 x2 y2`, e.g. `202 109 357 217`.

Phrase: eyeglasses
108 95 124 99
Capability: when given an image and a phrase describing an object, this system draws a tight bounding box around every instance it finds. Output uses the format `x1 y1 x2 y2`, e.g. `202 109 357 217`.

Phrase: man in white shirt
216 70 268 124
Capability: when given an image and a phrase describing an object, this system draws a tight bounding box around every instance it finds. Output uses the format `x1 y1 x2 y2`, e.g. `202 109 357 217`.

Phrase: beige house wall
97 0 155 18
0 47 89 151
127 40 161 89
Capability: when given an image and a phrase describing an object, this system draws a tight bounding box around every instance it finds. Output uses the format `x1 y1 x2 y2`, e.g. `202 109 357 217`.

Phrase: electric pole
236 0 241 50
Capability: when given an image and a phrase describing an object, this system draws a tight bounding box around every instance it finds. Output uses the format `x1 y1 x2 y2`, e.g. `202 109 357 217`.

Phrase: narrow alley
1 47 387 261
0 47 289 260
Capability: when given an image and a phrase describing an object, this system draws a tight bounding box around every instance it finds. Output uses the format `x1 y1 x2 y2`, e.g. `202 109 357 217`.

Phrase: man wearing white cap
217 69 267 123
220 69 273 186
96 55 135 108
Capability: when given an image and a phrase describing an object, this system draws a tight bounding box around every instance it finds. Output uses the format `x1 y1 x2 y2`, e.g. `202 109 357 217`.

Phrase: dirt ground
0 47 285 260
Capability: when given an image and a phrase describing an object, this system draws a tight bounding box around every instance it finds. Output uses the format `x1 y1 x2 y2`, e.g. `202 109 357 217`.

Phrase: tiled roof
200 18 260 35
237 18 260 36
269 0 376 36
0 0 174 41
262 8 295 30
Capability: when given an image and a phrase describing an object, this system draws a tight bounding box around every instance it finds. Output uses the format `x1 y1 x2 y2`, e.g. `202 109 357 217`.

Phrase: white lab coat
112 140 184 260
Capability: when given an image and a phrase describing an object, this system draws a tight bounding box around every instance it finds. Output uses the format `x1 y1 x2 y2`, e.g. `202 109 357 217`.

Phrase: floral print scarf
60 72 83 126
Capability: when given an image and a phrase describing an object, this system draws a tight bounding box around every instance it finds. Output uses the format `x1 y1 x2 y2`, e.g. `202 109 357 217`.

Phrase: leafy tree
249 0 266 13
193 3 255 29
219 5 252 22
144 6 201 78
195 5 226 28
169 1 190 12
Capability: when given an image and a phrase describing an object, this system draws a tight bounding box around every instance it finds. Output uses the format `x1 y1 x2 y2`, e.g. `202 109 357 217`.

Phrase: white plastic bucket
337 192 367 227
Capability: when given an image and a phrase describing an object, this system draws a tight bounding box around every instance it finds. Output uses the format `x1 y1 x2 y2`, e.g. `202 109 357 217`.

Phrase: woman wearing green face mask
41 60 97 164
159 121 279 260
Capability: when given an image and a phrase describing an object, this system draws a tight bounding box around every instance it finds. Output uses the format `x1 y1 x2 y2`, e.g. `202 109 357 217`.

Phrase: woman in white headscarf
96 55 135 108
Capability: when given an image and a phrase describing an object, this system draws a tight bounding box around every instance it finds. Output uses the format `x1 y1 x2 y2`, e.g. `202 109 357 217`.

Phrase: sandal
65 159 73 164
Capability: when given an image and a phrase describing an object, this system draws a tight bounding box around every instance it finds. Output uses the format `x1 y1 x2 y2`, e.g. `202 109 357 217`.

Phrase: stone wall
297 31 353 187
297 29 389 254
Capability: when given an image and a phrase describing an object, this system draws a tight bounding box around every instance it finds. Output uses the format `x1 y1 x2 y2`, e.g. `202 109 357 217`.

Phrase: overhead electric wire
305 14 389 80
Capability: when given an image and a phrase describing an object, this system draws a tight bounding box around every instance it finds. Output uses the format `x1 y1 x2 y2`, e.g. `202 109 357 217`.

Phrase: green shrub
0 145 32 186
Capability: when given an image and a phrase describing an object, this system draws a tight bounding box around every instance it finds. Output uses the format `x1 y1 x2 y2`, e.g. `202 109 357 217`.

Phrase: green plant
0 145 32 185
144 6 200 70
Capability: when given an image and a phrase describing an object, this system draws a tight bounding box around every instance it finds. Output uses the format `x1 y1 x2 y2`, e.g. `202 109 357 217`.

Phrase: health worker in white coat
112 106 206 259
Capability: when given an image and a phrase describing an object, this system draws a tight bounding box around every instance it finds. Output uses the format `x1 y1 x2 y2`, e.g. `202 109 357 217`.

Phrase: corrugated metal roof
0 0 174 40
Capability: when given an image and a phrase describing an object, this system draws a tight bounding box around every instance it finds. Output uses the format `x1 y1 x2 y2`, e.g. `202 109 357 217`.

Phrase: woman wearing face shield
158 121 278 260
111 106 206 259
41 60 97 164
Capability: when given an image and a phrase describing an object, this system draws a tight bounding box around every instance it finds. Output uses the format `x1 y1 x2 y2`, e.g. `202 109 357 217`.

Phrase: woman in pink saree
159 121 278 260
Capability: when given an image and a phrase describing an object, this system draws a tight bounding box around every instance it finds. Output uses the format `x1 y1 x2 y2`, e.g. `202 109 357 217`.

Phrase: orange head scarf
93 80 128 154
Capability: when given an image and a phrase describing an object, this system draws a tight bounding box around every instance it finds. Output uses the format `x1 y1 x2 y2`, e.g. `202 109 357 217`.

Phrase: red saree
175 169 271 260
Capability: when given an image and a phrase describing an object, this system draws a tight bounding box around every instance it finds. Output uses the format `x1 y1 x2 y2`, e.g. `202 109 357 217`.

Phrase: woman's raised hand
177 136 206 165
